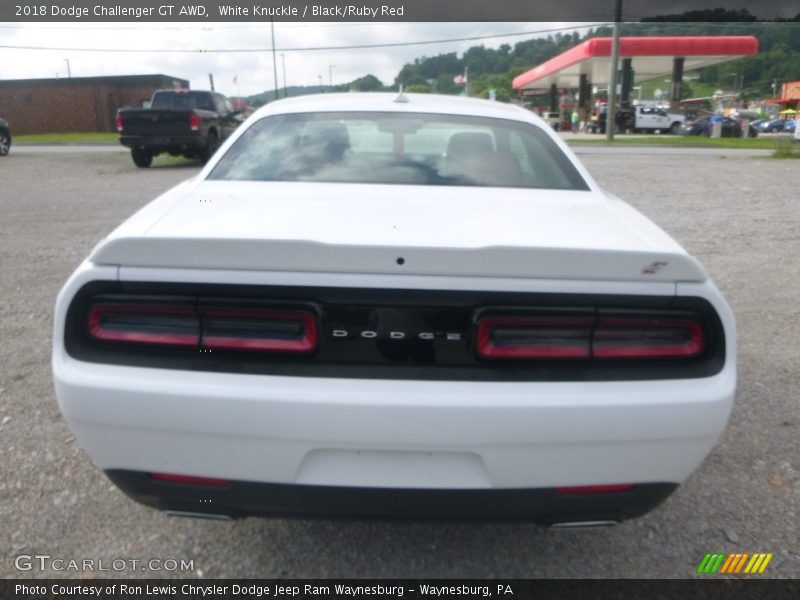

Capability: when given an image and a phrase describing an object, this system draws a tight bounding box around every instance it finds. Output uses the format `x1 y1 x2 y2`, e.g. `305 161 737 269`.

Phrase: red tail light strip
202 309 318 353
189 113 202 131
87 305 199 347
115 114 124 132
149 472 231 487
87 303 318 354
477 315 705 360
593 318 704 359
476 316 593 359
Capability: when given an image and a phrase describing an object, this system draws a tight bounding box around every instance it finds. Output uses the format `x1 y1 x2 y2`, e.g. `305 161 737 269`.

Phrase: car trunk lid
92 181 708 283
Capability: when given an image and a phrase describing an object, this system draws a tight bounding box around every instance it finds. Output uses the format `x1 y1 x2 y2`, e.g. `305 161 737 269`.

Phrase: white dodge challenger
53 93 735 525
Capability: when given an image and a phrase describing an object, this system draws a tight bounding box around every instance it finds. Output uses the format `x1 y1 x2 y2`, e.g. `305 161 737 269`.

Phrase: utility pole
606 0 622 142
270 18 279 100
64 59 71 78
329 65 335 89
208 73 215 91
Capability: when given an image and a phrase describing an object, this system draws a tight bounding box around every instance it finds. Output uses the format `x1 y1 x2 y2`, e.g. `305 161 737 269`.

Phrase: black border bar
3 1 799 22
2 579 799 600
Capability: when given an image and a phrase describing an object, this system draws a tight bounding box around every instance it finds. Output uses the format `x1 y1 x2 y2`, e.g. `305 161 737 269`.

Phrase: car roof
249 92 536 124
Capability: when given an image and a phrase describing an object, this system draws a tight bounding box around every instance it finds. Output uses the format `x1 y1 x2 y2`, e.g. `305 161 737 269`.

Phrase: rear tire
202 131 219 164
669 122 681 134
131 147 153 168
0 129 10 156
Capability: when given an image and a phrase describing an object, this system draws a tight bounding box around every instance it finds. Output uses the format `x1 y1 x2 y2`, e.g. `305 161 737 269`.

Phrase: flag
453 73 467 85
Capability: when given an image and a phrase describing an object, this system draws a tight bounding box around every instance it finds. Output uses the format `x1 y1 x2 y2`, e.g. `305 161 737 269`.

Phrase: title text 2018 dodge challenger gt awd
53 93 735 525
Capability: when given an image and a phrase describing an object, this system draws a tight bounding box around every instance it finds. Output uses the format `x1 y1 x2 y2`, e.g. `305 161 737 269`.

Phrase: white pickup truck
589 105 685 134
630 106 686 134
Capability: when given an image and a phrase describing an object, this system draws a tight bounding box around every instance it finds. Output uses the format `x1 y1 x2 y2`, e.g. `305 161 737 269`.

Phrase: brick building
0 74 189 135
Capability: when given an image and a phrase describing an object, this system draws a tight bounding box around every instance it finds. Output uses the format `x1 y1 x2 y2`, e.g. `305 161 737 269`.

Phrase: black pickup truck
116 89 242 167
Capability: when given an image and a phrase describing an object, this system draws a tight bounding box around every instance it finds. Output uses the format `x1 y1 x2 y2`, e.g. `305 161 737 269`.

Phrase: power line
0 23 603 54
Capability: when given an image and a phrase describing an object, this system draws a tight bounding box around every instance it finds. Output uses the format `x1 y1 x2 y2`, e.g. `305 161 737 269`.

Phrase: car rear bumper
106 469 677 523
54 353 735 519
119 135 205 152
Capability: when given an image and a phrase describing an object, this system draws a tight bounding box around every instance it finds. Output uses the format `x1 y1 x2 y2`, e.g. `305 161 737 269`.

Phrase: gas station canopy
512 36 759 91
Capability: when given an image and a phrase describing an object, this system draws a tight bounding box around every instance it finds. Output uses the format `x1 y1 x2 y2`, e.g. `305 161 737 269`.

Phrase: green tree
349 74 384 92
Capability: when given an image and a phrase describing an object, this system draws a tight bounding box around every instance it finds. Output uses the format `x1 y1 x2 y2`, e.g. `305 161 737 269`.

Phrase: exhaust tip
166 510 236 521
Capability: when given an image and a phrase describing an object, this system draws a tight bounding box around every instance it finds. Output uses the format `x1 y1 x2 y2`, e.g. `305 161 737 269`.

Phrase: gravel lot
1 146 797 579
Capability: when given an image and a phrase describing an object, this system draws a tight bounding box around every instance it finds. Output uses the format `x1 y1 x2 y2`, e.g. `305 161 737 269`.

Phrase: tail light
88 304 199 347
476 316 593 359
189 113 202 131
86 300 318 354
202 308 317 353
477 313 705 360
593 318 704 359
115 113 124 132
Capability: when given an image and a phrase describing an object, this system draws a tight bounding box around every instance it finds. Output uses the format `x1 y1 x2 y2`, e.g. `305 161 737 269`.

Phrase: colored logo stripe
744 553 774 574
697 552 773 574
697 553 726 574
720 553 749 574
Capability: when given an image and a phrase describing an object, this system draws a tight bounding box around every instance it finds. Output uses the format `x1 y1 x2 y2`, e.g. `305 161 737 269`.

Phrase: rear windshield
151 91 215 111
208 111 589 190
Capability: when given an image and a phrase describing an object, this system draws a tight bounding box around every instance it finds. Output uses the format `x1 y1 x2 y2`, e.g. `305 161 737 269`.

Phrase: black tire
202 131 219 164
669 122 682 134
131 147 153 168
0 129 10 156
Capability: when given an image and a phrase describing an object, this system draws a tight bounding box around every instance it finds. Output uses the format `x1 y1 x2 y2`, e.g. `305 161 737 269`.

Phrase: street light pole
606 0 622 142
329 65 335 89
281 53 287 97
64 59 71 78
270 18 279 100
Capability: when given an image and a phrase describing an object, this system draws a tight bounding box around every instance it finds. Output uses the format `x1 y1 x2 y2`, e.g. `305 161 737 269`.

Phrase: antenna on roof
394 85 409 103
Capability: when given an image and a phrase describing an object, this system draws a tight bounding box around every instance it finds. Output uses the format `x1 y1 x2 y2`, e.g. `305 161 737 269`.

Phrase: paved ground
0 147 797 579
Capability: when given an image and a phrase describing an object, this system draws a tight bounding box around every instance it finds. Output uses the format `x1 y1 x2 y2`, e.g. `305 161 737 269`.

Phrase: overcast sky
0 22 601 97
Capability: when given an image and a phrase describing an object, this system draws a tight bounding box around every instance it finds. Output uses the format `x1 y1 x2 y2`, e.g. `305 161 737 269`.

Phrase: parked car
54 93 736 524
757 118 786 133
784 119 796 134
682 116 756 138
116 89 242 167
0 118 11 156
